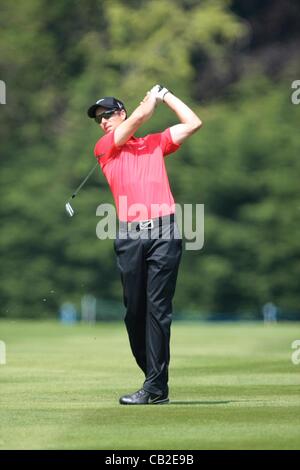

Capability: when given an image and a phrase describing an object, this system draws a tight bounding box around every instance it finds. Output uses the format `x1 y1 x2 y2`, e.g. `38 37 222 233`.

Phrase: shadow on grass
169 400 232 405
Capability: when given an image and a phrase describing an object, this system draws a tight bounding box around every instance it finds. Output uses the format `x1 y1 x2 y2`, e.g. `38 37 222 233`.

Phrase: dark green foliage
0 0 299 318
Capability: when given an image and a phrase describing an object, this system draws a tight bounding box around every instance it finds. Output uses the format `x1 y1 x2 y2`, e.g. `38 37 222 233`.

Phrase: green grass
0 320 299 449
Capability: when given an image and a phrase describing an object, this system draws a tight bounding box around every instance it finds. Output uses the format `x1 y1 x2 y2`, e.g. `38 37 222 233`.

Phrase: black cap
87 97 126 118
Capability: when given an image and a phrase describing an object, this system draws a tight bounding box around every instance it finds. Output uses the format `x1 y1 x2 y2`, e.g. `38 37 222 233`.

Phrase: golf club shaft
71 161 99 199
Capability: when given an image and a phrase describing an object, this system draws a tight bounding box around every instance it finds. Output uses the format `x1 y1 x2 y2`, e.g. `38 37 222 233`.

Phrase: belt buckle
139 219 154 230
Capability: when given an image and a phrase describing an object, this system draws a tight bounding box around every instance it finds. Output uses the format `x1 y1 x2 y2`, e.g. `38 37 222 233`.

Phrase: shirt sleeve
94 130 117 165
160 128 181 157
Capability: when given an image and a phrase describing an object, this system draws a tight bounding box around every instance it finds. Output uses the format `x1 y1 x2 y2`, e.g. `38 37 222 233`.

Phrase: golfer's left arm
163 93 202 144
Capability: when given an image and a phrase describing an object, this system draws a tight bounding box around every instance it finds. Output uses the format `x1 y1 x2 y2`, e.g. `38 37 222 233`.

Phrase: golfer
87 85 202 404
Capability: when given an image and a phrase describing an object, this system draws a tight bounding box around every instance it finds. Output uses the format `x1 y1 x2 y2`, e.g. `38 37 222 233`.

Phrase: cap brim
87 104 115 118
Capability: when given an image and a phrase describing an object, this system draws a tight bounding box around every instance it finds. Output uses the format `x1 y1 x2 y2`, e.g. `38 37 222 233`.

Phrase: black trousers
114 218 182 395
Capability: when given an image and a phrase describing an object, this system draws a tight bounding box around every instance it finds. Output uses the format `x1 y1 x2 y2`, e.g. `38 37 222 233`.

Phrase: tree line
0 0 299 319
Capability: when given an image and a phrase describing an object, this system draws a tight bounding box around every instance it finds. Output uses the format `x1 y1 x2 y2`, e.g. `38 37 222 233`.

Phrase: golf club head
65 202 75 217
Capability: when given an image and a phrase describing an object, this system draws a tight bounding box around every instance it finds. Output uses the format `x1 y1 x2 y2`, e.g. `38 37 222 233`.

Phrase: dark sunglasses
94 109 118 124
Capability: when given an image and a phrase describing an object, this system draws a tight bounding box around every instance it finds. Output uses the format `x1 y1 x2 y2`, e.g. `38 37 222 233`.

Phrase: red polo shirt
94 128 180 222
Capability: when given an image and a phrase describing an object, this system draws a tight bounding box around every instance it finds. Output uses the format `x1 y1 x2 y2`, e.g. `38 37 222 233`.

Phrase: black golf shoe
119 388 169 405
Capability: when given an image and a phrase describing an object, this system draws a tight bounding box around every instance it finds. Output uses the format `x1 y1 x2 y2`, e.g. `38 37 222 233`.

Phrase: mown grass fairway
0 320 299 449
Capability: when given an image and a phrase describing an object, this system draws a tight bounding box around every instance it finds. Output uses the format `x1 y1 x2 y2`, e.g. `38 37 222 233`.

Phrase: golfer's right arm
114 93 156 146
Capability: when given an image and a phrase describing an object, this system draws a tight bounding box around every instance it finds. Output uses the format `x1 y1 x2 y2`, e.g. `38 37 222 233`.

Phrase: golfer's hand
149 84 170 103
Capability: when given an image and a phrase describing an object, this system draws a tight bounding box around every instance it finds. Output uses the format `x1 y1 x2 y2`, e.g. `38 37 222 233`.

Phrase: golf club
65 157 102 216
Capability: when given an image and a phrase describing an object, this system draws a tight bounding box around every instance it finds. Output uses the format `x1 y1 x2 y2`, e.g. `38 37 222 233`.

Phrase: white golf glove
149 84 170 103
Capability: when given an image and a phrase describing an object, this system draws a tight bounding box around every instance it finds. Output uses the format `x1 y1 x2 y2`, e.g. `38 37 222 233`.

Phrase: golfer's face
95 107 125 134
